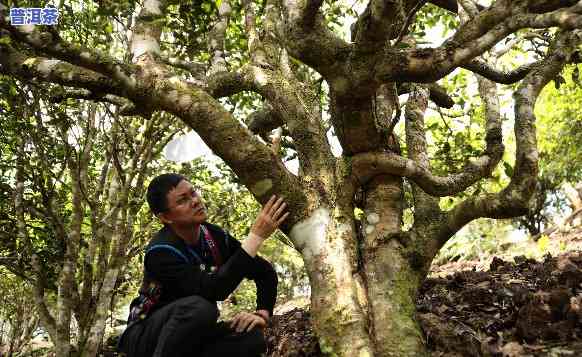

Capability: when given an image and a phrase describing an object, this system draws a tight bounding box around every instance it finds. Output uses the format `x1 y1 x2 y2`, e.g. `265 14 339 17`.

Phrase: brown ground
265 251 582 357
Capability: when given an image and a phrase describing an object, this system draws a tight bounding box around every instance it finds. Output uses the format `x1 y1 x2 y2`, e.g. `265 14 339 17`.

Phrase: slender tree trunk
360 176 427 356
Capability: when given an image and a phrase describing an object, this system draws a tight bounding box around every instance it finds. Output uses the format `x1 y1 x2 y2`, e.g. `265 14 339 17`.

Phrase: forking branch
439 30 582 244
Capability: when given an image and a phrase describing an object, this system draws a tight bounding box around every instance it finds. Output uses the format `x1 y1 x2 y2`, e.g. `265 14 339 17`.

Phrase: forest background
1 0 582 356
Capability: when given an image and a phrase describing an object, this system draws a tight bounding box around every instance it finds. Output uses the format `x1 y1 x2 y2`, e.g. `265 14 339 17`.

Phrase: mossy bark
298 199 429 357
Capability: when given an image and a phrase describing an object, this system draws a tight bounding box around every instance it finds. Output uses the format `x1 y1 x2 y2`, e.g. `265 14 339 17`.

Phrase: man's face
159 179 207 226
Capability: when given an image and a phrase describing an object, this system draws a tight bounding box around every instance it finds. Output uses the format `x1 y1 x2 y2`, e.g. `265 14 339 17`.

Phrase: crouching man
118 173 288 357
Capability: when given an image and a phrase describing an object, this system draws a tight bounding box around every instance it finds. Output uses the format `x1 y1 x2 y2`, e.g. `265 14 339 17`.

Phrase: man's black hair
146 173 186 215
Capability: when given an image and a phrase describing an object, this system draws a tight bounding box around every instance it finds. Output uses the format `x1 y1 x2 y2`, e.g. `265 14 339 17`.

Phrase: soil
265 251 582 357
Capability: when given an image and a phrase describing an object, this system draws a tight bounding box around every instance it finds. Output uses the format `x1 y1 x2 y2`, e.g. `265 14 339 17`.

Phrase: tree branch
516 4 582 29
149 69 308 230
129 0 169 62
457 7 541 85
26 101 69 243
457 0 480 17
280 0 351 79
462 58 539 84
302 0 324 27
205 62 334 177
248 105 285 136
352 20 505 192
204 70 254 98
0 44 125 97
31 255 58 342
428 0 578 13
373 2 582 83
354 34 504 196
48 88 141 116
374 82 401 137
0 11 136 87
79 105 98 208
245 67 334 177
271 127 284 155
53 124 87 353
208 0 232 74
352 0 410 48
242 0 266 66
440 30 581 244
528 0 580 14
241 0 318 135
282 0 325 28
398 82 454 108
12 100 58 342
351 149 500 197
125 116 159 190
159 55 206 78
404 86 441 226
84 113 156 354
76 107 99 327
491 32 547 58
428 0 458 13
393 1 428 47
248 0 283 69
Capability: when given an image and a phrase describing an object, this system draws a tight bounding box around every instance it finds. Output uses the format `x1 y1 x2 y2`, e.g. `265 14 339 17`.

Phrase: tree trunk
292 196 428 356
291 207 375 356
359 176 427 356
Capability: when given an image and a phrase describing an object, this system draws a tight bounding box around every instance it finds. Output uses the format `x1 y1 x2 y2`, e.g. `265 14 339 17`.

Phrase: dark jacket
132 222 278 316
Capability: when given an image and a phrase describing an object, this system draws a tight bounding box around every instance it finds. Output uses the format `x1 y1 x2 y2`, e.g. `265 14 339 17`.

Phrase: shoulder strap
201 225 223 267
146 244 190 264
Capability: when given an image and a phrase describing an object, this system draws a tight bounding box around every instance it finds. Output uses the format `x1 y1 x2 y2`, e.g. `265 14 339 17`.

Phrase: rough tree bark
1 0 582 356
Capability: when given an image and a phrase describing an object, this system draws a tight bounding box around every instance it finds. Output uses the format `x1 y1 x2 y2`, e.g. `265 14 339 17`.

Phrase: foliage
537 65 582 185
413 3 459 41
0 75 188 355
434 218 515 264
435 61 582 258
0 267 40 355
0 77 66 287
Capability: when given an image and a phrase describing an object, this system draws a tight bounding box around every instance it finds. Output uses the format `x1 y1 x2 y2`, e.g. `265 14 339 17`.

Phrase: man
118 173 288 357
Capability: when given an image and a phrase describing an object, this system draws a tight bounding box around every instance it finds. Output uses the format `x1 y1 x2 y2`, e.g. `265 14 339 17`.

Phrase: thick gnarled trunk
294 202 429 357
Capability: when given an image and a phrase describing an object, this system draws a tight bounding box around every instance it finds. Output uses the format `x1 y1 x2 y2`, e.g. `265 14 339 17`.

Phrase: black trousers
118 296 266 357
